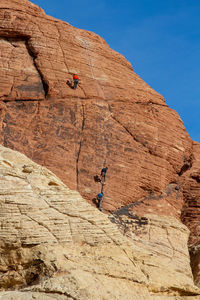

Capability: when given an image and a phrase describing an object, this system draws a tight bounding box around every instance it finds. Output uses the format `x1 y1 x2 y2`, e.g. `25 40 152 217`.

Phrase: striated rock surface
181 142 200 286
0 144 199 299
0 0 200 297
0 0 194 215
181 142 200 246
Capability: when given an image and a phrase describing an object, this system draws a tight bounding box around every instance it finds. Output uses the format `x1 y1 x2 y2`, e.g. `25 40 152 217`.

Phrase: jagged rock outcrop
0 144 199 299
181 142 200 286
0 0 200 297
181 142 200 246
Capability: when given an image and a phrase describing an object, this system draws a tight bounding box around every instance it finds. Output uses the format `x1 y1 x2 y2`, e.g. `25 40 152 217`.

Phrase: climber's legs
98 198 102 211
73 79 79 89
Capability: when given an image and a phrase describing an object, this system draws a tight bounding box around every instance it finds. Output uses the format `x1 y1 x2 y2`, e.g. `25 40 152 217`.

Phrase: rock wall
0 0 194 215
181 143 200 286
181 142 200 246
0 144 199 299
0 0 200 296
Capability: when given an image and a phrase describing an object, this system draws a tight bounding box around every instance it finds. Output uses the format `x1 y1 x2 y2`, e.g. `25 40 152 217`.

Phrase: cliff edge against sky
0 0 200 298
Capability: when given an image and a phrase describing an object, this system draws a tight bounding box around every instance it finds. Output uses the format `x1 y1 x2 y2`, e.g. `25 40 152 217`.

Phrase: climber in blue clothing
101 167 108 181
97 192 104 210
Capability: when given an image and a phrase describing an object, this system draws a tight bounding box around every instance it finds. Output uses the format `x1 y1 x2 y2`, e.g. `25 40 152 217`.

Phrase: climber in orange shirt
73 74 79 90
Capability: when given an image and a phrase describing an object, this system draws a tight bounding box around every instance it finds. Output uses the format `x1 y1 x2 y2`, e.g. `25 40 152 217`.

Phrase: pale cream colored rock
150 297 200 300
0 144 199 299
0 292 70 299
2 292 200 300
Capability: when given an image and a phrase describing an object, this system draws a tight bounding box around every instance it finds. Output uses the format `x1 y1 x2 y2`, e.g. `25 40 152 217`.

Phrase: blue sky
32 0 200 142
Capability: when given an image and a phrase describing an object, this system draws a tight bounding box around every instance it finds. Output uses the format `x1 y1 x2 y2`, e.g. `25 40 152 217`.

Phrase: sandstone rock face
0 38 45 100
0 0 200 296
0 144 199 299
181 142 200 246
181 142 200 286
0 0 194 215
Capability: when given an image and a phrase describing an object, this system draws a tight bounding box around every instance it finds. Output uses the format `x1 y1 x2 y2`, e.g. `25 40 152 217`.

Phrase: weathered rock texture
0 0 194 212
0 0 200 297
181 142 200 246
0 144 199 299
181 142 200 286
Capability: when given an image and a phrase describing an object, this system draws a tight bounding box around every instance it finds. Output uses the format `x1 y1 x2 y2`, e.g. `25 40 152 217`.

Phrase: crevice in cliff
76 103 86 191
2 113 9 149
3 99 42 103
24 40 49 98
14 290 77 299
36 100 41 115
32 290 78 300
34 194 121 246
108 104 148 149
17 205 59 243
135 100 167 107
0 36 49 100
107 103 171 163
178 154 193 176
108 103 193 181
190 174 200 183
150 287 199 297
55 24 70 73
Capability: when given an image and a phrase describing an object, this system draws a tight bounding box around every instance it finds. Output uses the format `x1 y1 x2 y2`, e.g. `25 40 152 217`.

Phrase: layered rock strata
0 0 195 215
0 0 200 295
181 143 200 286
0 144 199 299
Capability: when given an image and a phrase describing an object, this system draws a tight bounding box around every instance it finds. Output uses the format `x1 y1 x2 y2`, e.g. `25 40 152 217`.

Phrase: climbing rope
71 29 111 210
80 37 106 100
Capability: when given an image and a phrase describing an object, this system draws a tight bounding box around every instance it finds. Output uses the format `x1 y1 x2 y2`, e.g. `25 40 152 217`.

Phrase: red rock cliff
0 0 199 260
